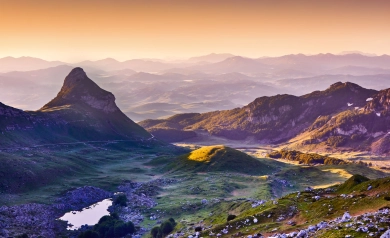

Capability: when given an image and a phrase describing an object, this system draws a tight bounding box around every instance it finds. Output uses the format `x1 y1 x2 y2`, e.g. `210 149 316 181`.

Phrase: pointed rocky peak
41 67 119 113
59 67 95 94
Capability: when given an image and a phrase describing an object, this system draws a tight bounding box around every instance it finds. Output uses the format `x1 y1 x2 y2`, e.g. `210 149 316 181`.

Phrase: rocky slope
140 82 377 143
0 67 150 147
178 175 390 238
291 87 390 154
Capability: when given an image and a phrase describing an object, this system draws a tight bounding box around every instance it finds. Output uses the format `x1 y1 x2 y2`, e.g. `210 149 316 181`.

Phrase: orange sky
1 0 389 62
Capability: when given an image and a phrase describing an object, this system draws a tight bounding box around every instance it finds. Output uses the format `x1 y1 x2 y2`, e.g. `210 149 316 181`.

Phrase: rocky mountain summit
0 67 150 147
41 67 119 113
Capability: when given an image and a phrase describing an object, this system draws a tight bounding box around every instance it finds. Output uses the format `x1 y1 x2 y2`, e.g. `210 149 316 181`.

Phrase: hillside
139 82 377 143
0 67 150 147
160 145 277 175
177 174 390 238
0 68 174 195
289 87 390 154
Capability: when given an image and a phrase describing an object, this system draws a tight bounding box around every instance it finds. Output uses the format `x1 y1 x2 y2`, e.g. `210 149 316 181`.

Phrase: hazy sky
1 0 389 62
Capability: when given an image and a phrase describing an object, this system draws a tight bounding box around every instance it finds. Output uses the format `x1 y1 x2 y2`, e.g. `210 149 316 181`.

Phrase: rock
341 212 352 222
381 229 390 238
305 187 313 192
308 225 317 232
297 230 307 237
313 195 321 201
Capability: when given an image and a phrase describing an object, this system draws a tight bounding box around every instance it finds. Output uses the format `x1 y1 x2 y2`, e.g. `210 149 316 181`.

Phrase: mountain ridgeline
140 82 377 142
0 67 150 147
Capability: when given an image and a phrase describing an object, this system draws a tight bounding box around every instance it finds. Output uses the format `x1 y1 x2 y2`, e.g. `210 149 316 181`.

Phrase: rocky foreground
186 209 390 238
0 179 177 237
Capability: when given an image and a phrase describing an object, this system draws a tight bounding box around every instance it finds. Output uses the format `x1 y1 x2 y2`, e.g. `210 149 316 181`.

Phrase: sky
1 0 390 62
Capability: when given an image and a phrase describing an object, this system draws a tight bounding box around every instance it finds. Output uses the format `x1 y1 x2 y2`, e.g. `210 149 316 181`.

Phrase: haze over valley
2 53 390 122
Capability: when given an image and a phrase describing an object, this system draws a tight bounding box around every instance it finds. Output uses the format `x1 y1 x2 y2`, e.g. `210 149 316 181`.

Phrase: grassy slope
187 175 390 238
139 145 389 238
157 145 283 175
0 141 183 206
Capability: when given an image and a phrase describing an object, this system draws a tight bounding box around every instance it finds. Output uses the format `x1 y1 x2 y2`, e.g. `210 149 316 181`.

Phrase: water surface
59 198 112 230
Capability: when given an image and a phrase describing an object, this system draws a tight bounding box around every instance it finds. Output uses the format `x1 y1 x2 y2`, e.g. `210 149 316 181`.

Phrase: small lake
59 198 112 230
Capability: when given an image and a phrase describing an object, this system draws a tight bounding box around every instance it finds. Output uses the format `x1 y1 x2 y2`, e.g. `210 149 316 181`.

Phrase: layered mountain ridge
140 82 390 154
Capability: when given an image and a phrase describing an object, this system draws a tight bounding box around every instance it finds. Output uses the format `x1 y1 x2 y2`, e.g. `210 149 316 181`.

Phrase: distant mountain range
0 68 150 147
2 52 390 124
2 53 389 74
0 56 66 72
187 53 236 63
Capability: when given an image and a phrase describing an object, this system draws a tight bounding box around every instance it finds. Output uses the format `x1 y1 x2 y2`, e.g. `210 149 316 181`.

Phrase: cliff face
365 88 390 113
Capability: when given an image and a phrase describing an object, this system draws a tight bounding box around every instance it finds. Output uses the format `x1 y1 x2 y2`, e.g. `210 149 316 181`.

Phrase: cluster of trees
78 213 135 238
354 160 372 167
326 136 347 147
150 218 176 238
113 194 128 207
267 150 348 165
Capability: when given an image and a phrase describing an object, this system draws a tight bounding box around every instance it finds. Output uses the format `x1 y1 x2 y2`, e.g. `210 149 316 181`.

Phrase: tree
151 227 161 238
78 230 99 238
113 194 128 207
93 213 135 237
125 221 135 234
160 221 174 235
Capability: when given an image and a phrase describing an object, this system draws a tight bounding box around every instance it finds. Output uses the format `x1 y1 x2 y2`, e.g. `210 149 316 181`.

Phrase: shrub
195 226 202 232
267 149 347 165
16 234 29 238
150 218 176 238
266 151 282 158
168 217 176 225
78 230 99 238
327 136 347 147
227 214 236 221
151 227 161 238
85 213 135 238
98 215 113 224
113 194 128 207
160 221 174 235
